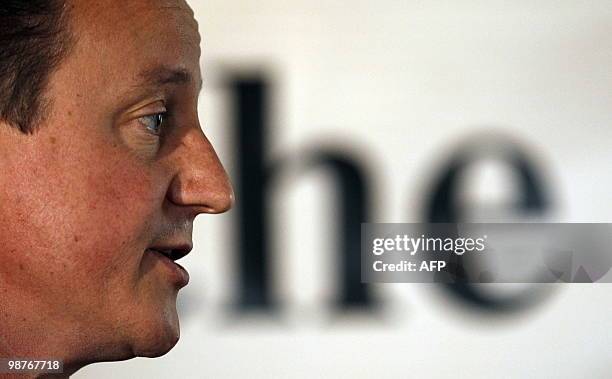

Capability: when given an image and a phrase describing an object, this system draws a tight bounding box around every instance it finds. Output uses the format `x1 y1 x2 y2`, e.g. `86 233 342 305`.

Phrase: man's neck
0 284 82 378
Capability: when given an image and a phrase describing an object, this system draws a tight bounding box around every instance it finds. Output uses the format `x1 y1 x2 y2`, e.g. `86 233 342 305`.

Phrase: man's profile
0 0 233 376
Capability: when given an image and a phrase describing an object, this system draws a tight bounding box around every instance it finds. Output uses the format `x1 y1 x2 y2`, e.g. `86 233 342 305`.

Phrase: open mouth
147 247 191 262
145 244 192 286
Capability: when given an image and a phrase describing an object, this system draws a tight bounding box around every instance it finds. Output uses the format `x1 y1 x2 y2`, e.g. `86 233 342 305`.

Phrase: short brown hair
0 0 73 133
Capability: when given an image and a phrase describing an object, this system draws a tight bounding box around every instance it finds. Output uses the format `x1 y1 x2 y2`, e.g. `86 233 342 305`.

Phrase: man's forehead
70 0 199 40
45 0 204 114
71 0 196 15
66 0 201 82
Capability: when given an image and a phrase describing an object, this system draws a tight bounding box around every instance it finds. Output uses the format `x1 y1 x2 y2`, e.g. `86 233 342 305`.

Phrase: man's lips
146 245 192 287
148 243 193 261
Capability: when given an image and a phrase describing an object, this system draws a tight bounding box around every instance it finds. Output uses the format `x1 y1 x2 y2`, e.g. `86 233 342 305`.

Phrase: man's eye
138 113 165 136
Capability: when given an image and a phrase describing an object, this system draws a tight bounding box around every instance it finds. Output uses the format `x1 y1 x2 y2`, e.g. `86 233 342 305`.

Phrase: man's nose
167 128 234 215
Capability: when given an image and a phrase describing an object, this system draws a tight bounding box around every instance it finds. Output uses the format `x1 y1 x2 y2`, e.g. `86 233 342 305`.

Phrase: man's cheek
77 173 166 280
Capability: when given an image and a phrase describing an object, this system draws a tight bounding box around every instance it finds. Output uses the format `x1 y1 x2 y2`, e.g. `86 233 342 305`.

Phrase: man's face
0 0 232 360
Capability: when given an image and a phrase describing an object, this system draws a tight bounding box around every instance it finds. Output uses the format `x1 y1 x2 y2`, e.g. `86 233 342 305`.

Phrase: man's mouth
148 247 191 261
146 244 192 287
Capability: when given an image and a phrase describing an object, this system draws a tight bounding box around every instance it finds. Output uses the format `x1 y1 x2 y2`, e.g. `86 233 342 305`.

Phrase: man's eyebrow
137 66 200 89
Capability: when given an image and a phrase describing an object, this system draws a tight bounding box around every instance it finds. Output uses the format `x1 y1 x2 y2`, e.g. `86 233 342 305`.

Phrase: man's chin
137 336 180 358
127 301 182 358
132 322 181 358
